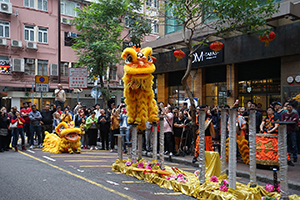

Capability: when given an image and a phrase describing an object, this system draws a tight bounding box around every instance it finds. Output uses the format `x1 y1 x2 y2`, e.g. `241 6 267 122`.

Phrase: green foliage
165 0 279 42
72 0 152 80
73 0 126 79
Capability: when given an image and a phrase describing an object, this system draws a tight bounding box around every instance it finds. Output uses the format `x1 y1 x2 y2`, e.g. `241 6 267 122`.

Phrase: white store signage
69 68 88 89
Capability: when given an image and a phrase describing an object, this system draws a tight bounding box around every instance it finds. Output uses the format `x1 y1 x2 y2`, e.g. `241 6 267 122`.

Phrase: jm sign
191 45 224 67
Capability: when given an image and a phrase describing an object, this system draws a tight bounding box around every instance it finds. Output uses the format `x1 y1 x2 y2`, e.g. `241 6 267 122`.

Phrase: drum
256 133 279 166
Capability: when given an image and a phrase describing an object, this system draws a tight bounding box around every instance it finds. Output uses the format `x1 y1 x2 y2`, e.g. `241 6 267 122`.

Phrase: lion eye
148 55 153 62
126 54 133 63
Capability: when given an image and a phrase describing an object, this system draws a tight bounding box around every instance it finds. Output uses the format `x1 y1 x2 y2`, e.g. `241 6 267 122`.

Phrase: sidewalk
142 151 300 191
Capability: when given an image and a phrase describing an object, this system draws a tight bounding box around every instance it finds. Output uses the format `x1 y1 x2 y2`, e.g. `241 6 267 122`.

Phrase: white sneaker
39 144 43 148
90 146 94 150
169 152 173 156
30 145 34 150
94 146 98 150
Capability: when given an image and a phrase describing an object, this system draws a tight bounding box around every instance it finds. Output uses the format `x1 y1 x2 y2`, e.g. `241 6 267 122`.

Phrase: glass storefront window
205 82 227 107
20 98 52 110
168 86 185 107
238 79 280 110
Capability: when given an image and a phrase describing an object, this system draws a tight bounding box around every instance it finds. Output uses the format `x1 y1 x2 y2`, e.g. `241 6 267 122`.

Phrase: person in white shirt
54 84 66 109
94 104 101 118
163 107 174 156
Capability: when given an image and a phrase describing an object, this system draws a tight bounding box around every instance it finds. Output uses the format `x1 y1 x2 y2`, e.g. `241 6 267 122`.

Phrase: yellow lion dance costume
43 121 82 154
121 45 159 131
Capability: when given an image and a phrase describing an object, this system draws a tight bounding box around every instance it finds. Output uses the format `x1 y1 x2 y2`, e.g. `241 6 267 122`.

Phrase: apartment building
0 0 161 110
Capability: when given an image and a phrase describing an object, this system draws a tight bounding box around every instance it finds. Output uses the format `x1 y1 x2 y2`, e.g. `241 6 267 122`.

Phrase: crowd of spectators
0 96 299 167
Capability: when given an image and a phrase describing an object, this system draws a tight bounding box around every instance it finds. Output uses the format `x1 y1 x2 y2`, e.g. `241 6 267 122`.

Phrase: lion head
121 46 156 79
55 121 81 142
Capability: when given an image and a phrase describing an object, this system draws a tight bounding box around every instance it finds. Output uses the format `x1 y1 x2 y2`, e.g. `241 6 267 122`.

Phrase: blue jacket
29 111 42 126
119 113 129 128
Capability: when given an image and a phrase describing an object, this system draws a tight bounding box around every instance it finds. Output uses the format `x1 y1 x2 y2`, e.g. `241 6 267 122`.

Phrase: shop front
237 58 281 110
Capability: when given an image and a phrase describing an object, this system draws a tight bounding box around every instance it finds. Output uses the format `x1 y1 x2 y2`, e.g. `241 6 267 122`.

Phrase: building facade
144 0 300 111
0 0 161 110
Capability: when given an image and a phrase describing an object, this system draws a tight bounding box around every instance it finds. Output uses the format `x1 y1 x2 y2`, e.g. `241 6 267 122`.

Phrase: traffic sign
91 87 101 98
35 75 49 84
35 75 49 92
69 68 88 88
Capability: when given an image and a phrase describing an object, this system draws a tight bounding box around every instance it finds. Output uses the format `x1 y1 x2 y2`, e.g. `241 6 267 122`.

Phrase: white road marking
43 156 56 162
106 180 119 186
124 187 129 190
27 150 35 154
77 169 84 172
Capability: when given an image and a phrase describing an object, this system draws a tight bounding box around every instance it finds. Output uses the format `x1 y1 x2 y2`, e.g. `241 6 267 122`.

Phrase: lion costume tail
43 132 61 154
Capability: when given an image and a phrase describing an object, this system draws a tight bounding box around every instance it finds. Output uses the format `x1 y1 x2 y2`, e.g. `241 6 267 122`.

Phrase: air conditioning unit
11 40 22 48
0 38 7 46
67 32 77 38
12 58 25 72
26 41 37 50
50 64 58 76
0 2 12 14
26 58 35 64
61 17 71 25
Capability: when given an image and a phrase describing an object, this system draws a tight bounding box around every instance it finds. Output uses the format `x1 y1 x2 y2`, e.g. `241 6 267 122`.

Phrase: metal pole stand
220 109 227 175
249 109 257 187
274 121 294 200
131 124 137 163
126 142 132 160
228 109 237 189
159 116 165 170
115 134 125 160
152 123 158 160
198 110 206 184
138 131 143 160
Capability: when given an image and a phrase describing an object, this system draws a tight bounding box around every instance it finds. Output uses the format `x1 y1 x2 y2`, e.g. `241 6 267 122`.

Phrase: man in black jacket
98 109 110 150
41 104 55 140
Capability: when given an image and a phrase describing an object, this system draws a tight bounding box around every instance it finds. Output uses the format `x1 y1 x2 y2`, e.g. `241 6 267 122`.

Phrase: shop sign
191 45 224 67
0 60 10 74
69 68 88 89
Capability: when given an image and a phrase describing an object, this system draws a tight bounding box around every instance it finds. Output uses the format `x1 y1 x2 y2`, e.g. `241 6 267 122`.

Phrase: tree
162 0 279 136
73 0 152 107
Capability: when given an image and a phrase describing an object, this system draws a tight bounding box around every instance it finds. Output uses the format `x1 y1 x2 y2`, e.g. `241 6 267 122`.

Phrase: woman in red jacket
11 111 26 151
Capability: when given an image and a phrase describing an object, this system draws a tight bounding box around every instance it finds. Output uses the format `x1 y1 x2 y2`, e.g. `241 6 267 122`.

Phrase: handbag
0 128 8 136
8 121 18 130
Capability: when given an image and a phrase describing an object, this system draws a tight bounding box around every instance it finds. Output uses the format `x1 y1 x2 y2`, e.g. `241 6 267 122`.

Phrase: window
146 0 152 6
60 62 69 77
38 60 48 76
64 32 78 46
24 0 34 8
37 0 47 11
110 67 116 80
25 58 35 75
153 21 159 33
61 0 80 17
0 21 9 38
24 25 35 41
154 0 159 8
38 27 48 43
165 6 182 34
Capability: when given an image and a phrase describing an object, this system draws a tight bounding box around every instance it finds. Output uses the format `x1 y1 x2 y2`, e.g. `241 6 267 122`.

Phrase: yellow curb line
18 151 135 200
